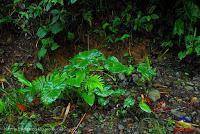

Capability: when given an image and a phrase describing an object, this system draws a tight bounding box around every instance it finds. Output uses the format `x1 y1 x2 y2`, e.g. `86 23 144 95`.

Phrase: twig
35 39 39 48
71 113 87 134
58 103 71 125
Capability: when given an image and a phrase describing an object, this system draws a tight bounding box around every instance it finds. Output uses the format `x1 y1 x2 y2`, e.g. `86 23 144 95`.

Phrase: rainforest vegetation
0 0 199 133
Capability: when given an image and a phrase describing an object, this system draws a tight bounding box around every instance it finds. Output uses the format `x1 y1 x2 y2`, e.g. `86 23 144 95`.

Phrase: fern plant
13 49 134 106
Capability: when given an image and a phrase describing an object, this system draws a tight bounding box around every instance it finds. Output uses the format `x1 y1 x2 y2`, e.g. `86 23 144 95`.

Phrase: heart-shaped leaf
139 101 151 113
81 92 95 106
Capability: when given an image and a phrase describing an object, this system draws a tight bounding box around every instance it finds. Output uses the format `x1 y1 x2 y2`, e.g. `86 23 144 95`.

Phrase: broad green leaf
50 22 64 34
37 47 47 60
102 22 110 30
70 49 105 67
186 47 193 55
98 97 109 106
41 38 51 47
81 92 95 106
95 89 114 97
123 97 134 108
115 34 130 42
104 56 134 75
178 51 187 60
36 62 44 72
112 17 121 27
151 14 159 20
50 42 59 50
37 26 48 39
41 84 64 105
41 38 59 51
137 58 156 82
185 0 200 21
67 32 75 42
66 70 86 87
95 85 113 97
173 19 184 36
139 101 151 113
13 71 32 87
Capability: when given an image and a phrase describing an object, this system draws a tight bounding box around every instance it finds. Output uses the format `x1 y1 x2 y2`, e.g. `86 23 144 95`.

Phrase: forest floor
0 30 199 133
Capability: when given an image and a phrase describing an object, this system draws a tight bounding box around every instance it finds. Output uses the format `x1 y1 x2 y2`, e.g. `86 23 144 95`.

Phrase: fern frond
85 75 104 93
32 71 66 105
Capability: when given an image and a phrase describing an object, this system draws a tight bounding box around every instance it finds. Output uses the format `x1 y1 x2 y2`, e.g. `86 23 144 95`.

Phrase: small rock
118 124 125 130
185 86 194 90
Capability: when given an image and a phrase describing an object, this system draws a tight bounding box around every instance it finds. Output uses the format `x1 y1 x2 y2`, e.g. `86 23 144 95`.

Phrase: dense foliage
0 0 199 133
1 0 199 60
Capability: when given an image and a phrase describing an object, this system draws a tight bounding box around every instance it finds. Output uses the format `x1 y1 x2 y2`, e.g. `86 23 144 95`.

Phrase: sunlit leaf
66 70 86 87
81 92 95 106
123 97 134 108
36 62 44 72
85 75 104 92
104 56 134 75
139 101 151 113
178 51 187 60
13 71 32 87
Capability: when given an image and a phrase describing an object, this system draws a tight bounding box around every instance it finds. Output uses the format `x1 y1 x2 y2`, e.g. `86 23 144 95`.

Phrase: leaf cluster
13 49 134 106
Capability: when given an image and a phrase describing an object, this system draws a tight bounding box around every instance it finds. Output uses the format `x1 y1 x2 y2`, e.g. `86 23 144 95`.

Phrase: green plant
133 11 159 32
0 87 25 115
137 57 156 83
170 0 200 59
98 16 130 44
178 33 200 60
13 49 134 106
123 97 134 108
37 37 60 60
